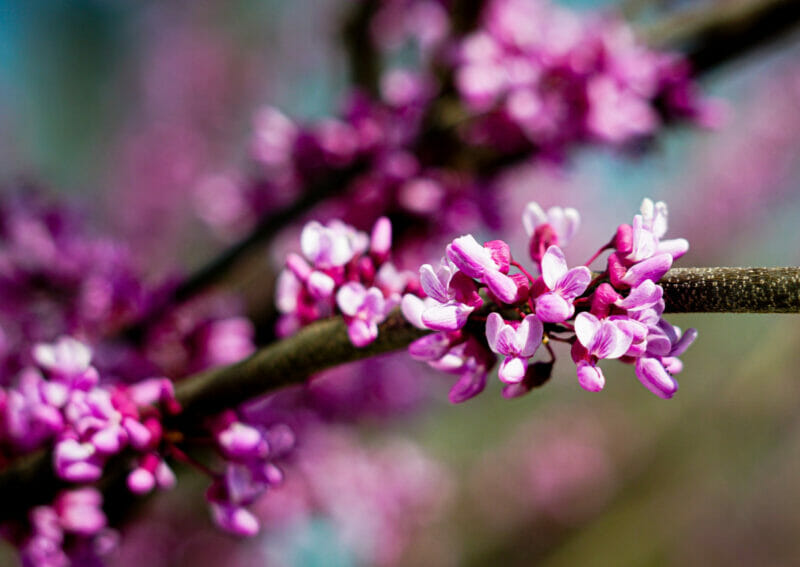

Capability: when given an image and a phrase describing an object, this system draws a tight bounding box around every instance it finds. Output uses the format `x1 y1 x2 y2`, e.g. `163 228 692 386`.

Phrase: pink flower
485 313 543 383
534 246 591 323
572 312 635 392
416 259 480 331
336 283 394 347
446 235 518 303
522 202 580 264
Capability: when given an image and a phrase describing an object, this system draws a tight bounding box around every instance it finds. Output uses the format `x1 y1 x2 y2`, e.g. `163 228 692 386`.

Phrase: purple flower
336 283 393 347
640 198 689 260
300 220 368 268
417 260 479 331
534 246 591 323
54 488 106 536
572 312 635 392
428 337 495 403
522 202 580 250
446 235 518 303
633 321 697 398
209 502 260 537
485 313 543 383
33 337 93 379
53 439 103 482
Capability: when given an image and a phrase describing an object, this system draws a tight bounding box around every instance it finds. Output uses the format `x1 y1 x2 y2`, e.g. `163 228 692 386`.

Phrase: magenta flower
634 320 697 398
417 259 479 331
446 235 518 303
300 220 368 268
639 198 689 260
428 336 495 403
573 312 634 392
336 283 394 347
534 246 592 323
53 439 103 482
33 337 93 380
523 202 580 263
485 313 543 383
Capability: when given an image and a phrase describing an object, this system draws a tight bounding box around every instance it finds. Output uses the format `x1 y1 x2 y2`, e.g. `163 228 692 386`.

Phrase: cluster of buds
204 412 295 537
276 217 418 347
18 488 116 567
402 198 696 401
0 337 179 495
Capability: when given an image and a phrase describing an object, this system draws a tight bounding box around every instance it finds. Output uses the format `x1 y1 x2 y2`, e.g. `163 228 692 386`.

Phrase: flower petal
498 356 527 384
515 314 543 357
635 357 678 399
422 303 472 331
483 269 519 304
336 282 366 316
409 333 452 361
419 263 449 303
590 320 633 359
576 361 605 392
535 292 573 323
541 245 568 289
485 312 503 353
448 368 488 403
446 235 497 278
522 201 547 236
621 253 673 287
575 312 601 347
556 266 591 299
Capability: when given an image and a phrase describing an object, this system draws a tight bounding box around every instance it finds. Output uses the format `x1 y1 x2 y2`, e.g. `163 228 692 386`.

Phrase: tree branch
660 267 800 313
639 0 800 73
0 266 798 522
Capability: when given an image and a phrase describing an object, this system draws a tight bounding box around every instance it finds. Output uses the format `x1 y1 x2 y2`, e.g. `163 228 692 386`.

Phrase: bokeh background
2 0 800 565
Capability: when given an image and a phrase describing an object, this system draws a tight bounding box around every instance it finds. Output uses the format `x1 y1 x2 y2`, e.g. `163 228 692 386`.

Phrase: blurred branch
342 0 381 95
639 0 800 73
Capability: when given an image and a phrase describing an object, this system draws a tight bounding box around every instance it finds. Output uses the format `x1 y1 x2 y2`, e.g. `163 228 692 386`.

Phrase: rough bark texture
661 267 800 313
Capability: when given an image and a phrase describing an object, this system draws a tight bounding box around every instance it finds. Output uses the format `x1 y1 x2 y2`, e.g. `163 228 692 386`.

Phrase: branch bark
639 0 800 73
0 266 798 522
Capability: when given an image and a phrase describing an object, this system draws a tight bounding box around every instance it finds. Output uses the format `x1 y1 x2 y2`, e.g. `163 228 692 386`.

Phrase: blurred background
2 0 800 565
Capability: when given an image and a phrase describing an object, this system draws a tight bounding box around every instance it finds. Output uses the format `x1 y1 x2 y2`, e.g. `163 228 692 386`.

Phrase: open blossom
206 414 295 537
522 202 580 263
533 246 591 323
336 283 396 347
446 235 518 303
572 312 634 392
485 313 543 383
416 259 481 331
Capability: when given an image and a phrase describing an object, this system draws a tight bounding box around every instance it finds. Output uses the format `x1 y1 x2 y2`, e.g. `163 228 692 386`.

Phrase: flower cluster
205 413 295 536
18 488 116 567
194 0 713 270
276 216 417 347
403 198 697 401
455 0 718 156
0 336 179 493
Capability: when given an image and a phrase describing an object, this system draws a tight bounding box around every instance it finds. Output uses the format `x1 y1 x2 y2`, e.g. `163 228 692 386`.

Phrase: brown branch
660 267 800 313
0 266 798 523
638 0 800 73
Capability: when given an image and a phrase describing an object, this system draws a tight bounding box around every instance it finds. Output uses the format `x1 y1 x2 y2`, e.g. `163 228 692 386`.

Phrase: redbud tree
0 0 799 565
